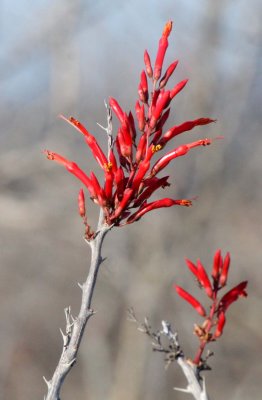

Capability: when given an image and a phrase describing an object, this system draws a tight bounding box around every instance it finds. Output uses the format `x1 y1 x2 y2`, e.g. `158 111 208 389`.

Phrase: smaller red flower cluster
45 21 217 233
175 250 248 365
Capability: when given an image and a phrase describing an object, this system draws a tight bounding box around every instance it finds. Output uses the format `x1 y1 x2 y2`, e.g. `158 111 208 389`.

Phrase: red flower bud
128 111 137 143
109 97 125 124
185 258 199 278
138 104 145 131
115 137 129 169
136 133 147 163
144 50 153 78
219 252 231 287
175 285 206 317
115 167 126 201
150 90 170 129
127 197 191 224
138 70 148 103
159 60 179 89
155 108 170 131
212 249 222 281
170 79 188 99
197 260 213 299
214 312 226 338
78 188 86 218
154 21 173 82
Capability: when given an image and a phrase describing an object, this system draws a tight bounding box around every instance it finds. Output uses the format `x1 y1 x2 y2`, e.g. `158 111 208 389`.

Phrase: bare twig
128 310 211 400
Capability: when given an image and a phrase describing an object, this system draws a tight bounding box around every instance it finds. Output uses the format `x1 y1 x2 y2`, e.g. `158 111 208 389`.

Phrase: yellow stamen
104 162 113 172
152 144 162 153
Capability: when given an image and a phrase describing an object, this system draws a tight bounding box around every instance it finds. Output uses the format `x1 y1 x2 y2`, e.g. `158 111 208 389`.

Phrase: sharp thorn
174 386 190 393
43 376 51 388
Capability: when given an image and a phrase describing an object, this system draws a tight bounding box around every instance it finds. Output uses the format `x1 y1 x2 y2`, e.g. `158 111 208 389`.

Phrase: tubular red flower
60 115 108 171
212 249 222 281
44 151 97 198
78 188 86 218
159 118 216 147
150 145 189 176
175 285 206 317
133 176 170 207
219 252 231 287
127 197 192 224
159 60 179 89
196 260 213 299
144 50 153 78
154 21 173 82
220 281 248 312
214 312 226 338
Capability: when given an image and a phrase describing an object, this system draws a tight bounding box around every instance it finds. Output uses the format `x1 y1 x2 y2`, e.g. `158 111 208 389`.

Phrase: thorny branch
128 308 211 400
43 213 110 400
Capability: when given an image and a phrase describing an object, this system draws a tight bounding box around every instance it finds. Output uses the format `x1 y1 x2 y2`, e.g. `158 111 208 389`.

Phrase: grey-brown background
1 0 261 399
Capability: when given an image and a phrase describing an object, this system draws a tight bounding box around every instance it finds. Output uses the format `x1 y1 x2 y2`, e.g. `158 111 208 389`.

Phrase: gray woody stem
175 357 210 400
44 211 110 400
161 321 210 400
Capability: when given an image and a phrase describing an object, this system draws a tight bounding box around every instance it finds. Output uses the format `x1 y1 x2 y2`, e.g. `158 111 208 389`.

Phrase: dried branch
128 310 211 400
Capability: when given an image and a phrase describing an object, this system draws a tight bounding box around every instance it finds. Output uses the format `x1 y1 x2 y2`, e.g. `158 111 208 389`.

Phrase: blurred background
1 0 261 399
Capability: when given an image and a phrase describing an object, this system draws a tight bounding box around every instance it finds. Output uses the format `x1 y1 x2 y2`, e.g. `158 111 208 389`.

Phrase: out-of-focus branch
128 310 210 400
43 213 110 400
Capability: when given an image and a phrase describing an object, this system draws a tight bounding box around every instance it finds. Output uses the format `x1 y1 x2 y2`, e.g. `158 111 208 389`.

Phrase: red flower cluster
175 250 248 365
45 21 217 234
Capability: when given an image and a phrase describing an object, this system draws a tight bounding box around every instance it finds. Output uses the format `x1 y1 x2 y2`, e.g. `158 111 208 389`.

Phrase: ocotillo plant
43 21 243 400
129 251 247 399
